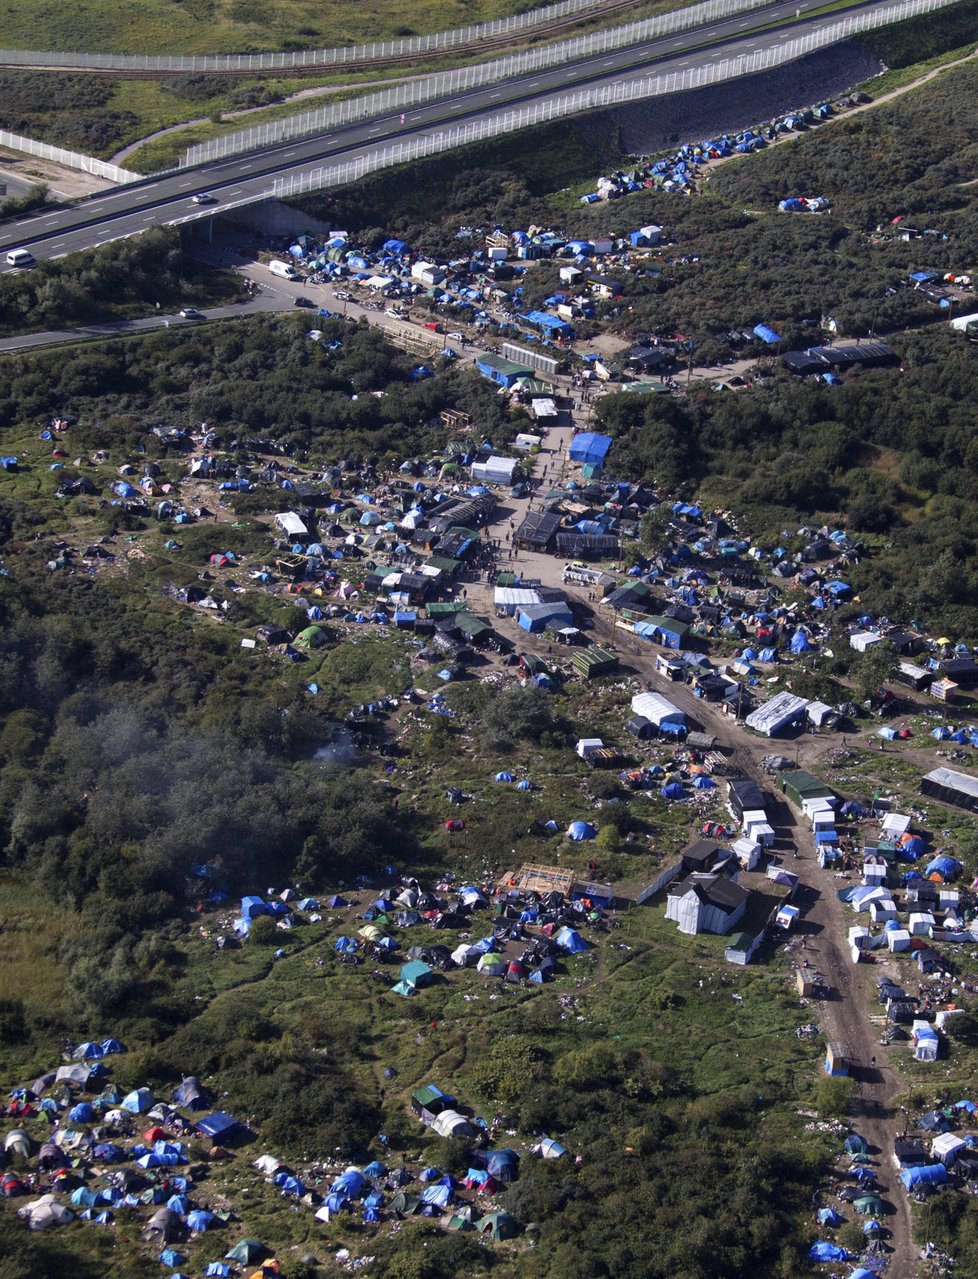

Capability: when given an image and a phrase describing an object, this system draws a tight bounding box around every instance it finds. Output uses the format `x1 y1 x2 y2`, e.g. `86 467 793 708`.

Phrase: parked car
293 296 317 308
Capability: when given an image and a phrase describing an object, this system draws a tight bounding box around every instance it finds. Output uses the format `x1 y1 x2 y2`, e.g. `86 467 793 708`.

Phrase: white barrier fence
184 0 780 166
0 130 140 184
0 0 607 71
263 0 962 203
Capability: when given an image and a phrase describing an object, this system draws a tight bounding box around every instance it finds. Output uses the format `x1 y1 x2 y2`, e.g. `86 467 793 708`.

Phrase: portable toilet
912 1021 938 1062
825 1043 848 1076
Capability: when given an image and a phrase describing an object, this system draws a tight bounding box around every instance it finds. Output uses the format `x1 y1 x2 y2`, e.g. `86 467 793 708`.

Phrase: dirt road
460 381 917 1276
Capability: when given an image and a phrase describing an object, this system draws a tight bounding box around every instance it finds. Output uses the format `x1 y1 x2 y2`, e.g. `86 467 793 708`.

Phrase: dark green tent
225 1239 270 1264
476 1210 521 1240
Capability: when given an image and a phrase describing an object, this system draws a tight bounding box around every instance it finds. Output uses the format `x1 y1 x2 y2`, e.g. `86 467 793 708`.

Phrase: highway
0 0 891 262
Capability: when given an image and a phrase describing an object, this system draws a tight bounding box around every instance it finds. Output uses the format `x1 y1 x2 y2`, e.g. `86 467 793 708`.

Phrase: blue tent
692 776 715 790
753 323 781 345
240 896 265 918
494 772 515 783
205 1266 232 1278
363 1160 387 1178
167 1194 191 1213
273 1173 305 1197
486 1149 520 1181
187 1209 216 1232
421 1184 453 1208
159 1251 187 1268
554 927 589 954
840 801 867 818
662 782 684 800
516 779 534 791
69 1102 94 1123
93 1142 124 1161
332 1170 366 1199
567 821 597 841
818 1207 843 1226
809 1243 852 1263
100 1038 124 1055
926 855 962 880
73 1041 104 1060
568 433 612 466
196 1112 241 1142
122 1087 154 1114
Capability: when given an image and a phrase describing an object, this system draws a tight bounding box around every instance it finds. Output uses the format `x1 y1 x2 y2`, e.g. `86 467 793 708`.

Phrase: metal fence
0 0 607 71
184 0 775 166
262 0 960 203
0 130 139 184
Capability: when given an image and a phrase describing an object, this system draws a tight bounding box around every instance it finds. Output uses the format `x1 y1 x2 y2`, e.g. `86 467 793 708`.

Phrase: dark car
293 296 317 308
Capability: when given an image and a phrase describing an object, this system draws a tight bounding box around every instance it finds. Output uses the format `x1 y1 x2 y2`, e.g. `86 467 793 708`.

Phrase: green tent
854 1195 884 1216
225 1239 269 1263
477 1211 521 1240
390 1191 421 1216
295 625 327 650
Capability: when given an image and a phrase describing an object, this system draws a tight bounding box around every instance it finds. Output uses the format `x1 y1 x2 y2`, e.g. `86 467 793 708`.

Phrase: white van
5 249 35 268
268 258 298 280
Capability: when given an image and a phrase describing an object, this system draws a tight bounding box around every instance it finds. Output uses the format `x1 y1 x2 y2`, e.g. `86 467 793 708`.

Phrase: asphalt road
0 253 449 353
0 0 891 263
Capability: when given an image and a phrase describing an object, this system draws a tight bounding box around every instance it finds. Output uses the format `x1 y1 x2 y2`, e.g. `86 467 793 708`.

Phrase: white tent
254 1155 282 1176
881 812 912 839
933 1132 967 1166
630 691 686 729
18 1195 72 1230
886 929 910 953
431 1109 476 1138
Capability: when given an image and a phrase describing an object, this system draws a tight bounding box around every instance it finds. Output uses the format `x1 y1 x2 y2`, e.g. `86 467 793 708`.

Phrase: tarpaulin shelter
899 1163 948 1189
809 1242 852 1262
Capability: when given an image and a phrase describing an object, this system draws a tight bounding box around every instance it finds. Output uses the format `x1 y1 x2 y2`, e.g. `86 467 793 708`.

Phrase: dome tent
567 821 597 841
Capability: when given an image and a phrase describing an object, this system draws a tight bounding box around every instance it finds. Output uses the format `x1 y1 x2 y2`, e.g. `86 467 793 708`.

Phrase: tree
851 641 896 702
249 915 279 946
813 1075 855 1119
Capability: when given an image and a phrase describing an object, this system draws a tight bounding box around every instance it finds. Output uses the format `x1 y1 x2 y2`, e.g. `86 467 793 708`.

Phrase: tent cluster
0 1050 266 1251
329 869 605 993
581 96 858 205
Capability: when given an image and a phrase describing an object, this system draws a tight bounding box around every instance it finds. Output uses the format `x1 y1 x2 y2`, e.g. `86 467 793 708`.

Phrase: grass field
0 0 548 56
